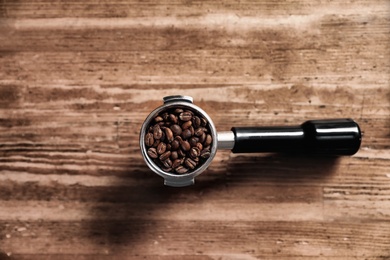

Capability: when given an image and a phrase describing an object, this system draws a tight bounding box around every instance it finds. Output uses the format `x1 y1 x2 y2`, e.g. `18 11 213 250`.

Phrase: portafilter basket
140 95 362 187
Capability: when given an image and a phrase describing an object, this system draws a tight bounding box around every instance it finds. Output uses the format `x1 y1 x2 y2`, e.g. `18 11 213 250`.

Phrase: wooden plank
1 0 388 19
0 221 389 257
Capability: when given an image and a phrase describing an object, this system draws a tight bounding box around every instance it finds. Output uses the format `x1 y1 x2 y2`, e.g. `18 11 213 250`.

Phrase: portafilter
140 95 361 187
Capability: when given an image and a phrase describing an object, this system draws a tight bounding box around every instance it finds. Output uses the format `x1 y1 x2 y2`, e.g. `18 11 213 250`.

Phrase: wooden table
0 1 389 259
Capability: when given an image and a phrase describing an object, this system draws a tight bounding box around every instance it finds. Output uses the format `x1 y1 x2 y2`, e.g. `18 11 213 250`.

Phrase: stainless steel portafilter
140 95 362 187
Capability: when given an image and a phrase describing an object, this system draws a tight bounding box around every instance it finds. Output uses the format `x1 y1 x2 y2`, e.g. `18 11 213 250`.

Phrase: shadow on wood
225 153 340 184
83 154 339 249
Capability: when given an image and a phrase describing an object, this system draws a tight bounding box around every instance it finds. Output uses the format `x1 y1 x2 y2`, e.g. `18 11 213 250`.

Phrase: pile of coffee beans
144 108 213 174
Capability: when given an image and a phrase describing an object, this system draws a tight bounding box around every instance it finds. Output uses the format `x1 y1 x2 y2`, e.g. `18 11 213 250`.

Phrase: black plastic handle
231 119 361 155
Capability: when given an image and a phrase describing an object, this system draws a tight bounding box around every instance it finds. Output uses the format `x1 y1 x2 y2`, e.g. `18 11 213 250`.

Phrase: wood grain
0 0 389 259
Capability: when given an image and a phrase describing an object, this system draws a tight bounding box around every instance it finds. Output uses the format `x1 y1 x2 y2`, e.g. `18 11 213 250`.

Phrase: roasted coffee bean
162 158 172 168
200 149 211 159
169 114 178 124
177 148 186 158
192 156 199 162
175 166 188 174
181 129 192 140
199 132 206 143
170 124 182 136
166 144 171 151
190 147 200 158
154 116 163 123
162 167 172 172
184 110 194 115
180 140 191 151
147 148 158 158
185 158 197 170
160 131 166 142
145 133 154 147
157 142 166 154
172 158 182 169
189 137 199 147
192 116 201 128
153 124 163 140
179 112 192 121
174 108 184 115
162 112 169 121
204 134 212 146
171 151 178 160
189 126 195 136
159 151 171 161
171 139 180 150
152 139 160 148
164 127 174 142
201 117 207 127
194 127 204 137
182 121 192 130
196 142 203 151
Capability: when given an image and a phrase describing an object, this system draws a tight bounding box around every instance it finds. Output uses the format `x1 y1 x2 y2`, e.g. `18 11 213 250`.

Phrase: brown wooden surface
0 0 390 259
